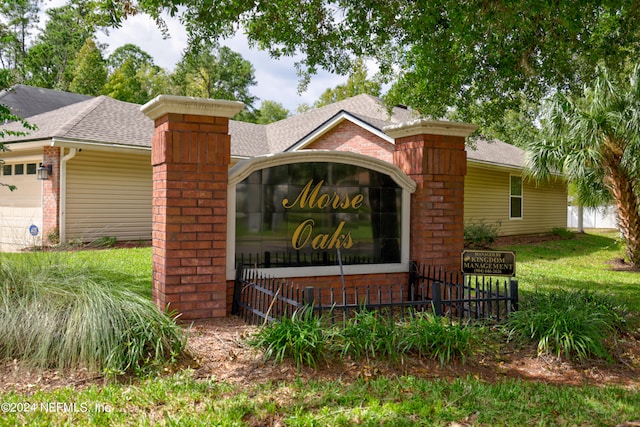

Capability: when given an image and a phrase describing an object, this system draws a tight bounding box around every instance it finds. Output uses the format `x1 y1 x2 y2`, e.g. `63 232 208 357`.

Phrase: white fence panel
567 206 618 229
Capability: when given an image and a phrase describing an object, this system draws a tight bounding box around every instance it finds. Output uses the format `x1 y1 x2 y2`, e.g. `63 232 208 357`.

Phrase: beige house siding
465 163 567 236
65 150 152 242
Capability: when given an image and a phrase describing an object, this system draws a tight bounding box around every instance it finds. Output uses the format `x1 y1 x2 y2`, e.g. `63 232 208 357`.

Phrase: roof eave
51 138 151 155
1 139 49 151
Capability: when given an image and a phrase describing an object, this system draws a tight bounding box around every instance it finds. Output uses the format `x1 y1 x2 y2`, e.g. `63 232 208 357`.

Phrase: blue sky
43 2 347 113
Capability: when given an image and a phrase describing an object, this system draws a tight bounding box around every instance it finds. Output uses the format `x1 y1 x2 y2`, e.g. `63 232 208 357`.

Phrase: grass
250 305 328 369
0 373 639 426
1 230 640 425
496 230 640 312
0 251 184 375
505 289 626 361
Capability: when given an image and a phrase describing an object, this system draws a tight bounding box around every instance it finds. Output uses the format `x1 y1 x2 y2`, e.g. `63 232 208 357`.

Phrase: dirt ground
1 315 640 394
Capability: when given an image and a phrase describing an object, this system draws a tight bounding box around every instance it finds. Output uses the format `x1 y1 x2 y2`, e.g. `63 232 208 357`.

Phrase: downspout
59 147 77 243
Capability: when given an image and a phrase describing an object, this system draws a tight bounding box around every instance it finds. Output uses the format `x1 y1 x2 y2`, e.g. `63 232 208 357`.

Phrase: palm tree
524 64 640 266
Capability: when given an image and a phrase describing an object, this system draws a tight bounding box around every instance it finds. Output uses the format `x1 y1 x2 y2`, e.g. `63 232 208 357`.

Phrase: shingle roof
263 94 417 154
1 96 153 147
467 138 524 169
0 86 526 170
0 84 92 118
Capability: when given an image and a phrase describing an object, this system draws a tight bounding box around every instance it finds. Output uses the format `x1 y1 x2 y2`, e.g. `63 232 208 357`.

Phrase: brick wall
306 120 394 163
142 96 243 319
389 121 476 273
42 146 60 244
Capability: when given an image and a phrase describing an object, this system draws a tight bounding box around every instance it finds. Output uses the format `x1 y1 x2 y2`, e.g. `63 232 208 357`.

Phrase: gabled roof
0 84 92 118
1 95 153 148
285 110 395 152
0 86 526 170
261 94 416 155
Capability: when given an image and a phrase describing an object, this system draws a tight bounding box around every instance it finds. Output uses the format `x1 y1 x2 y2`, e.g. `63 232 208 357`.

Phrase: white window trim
226 151 416 280
509 174 523 220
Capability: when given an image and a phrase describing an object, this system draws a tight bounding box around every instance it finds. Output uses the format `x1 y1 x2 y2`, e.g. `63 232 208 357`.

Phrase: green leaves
172 41 257 109
106 0 640 132
0 252 187 375
505 290 627 362
249 306 327 370
250 308 481 368
525 63 640 265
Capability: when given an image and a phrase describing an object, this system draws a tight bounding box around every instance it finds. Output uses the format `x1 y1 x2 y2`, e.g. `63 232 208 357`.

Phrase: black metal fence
232 262 518 325
409 263 519 322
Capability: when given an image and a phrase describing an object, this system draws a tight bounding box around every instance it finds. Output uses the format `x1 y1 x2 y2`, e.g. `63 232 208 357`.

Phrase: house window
2 164 11 176
510 175 523 219
26 163 37 175
14 164 24 175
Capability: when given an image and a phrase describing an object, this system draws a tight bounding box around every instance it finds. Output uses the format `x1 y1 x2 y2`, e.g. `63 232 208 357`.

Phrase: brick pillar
387 120 477 273
42 146 61 245
141 95 244 319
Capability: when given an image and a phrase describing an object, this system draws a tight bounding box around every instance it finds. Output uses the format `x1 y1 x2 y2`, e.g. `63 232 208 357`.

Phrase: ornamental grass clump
505 289 627 361
249 306 327 369
400 312 479 365
0 253 187 375
334 308 402 362
251 306 483 368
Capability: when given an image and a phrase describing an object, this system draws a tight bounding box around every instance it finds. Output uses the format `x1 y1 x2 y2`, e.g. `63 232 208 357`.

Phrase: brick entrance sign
143 96 476 320
142 96 244 319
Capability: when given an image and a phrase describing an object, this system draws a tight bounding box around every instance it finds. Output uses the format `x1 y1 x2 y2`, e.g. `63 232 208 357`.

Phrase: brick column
387 120 477 273
141 95 244 319
42 146 61 244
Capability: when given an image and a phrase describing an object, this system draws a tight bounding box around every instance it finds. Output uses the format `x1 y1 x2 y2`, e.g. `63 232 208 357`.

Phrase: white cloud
42 2 347 113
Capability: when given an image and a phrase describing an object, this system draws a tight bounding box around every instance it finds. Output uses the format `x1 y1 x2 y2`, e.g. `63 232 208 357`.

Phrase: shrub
505 290 627 361
401 312 479 365
0 253 187 375
250 307 484 368
249 306 327 369
334 308 402 362
464 220 500 248
46 228 60 245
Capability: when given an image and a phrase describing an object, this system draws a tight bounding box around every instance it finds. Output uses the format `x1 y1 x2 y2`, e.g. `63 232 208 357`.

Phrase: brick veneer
42 146 60 244
388 120 477 273
306 120 394 163
141 96 244 319
144 95 476 319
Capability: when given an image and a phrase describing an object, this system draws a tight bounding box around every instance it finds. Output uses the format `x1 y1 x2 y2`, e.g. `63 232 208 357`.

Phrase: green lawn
497 230 640 312
1 231 639 426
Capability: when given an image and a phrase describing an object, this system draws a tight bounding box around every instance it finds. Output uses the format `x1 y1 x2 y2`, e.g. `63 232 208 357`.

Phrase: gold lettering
342 231 354 249
311 232 330 249
316 193 330 209
282 180 323 209
331 192 342 209
351 194 364 209
290 219 356 250
291 219 314 249
328 221 347 248
282 179 366 211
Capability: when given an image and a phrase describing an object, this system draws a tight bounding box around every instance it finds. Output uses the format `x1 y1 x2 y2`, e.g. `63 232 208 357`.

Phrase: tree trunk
604 156 640 267
578 205 584 233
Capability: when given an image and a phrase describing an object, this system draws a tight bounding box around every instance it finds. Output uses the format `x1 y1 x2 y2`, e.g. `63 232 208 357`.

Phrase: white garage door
0 162 43 251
